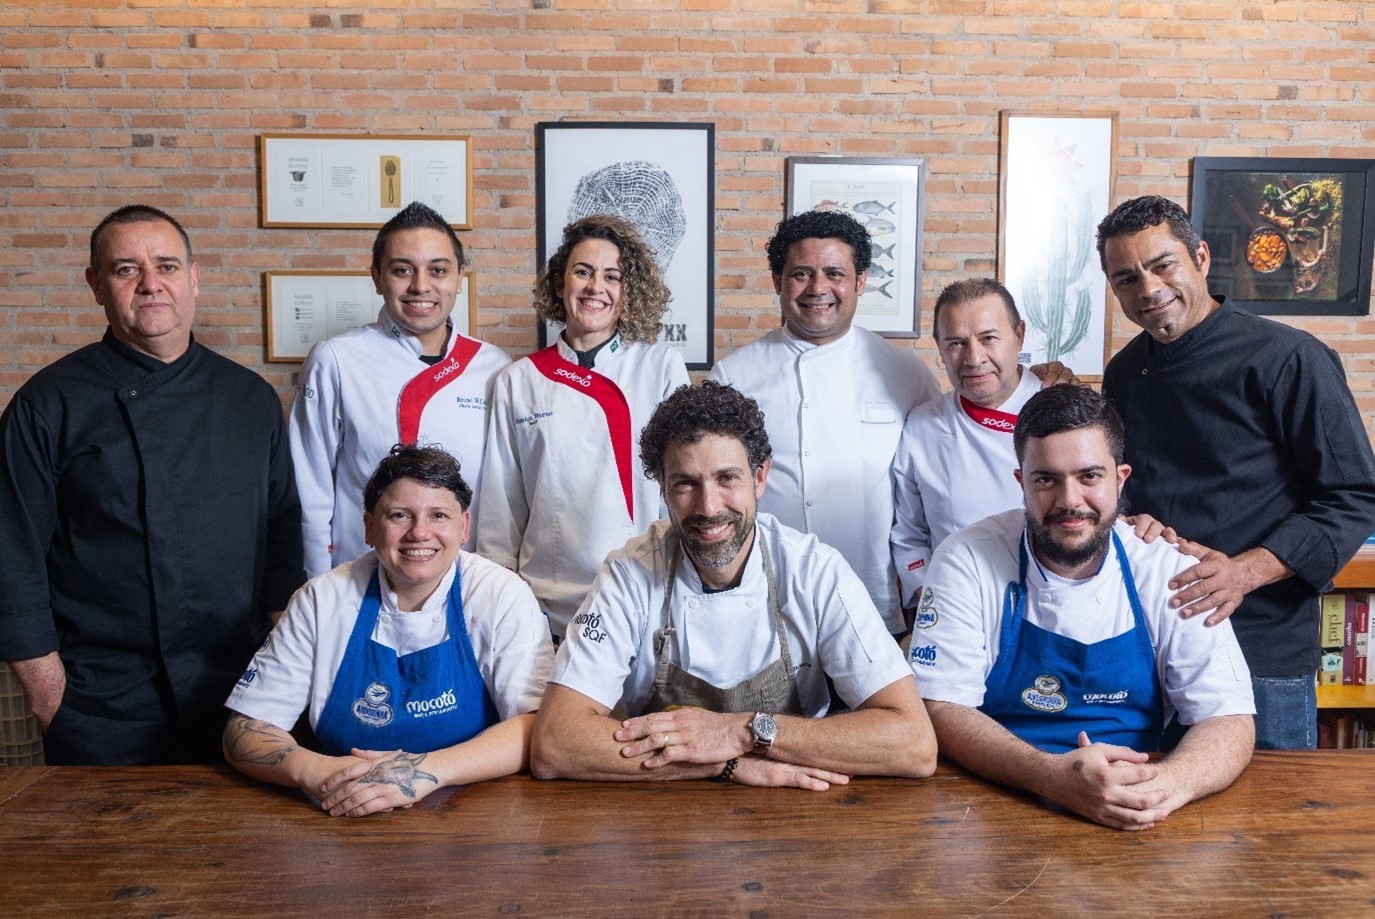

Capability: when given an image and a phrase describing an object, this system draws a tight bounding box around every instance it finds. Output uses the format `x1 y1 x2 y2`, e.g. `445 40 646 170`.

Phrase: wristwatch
750 711 779 755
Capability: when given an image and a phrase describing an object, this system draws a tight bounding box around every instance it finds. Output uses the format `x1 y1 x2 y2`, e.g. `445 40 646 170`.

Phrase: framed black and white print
785 156 926 338
1191 157 1375 316
536 122 715 369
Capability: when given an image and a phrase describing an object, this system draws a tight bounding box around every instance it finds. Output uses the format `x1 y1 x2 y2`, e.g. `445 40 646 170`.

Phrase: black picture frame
1190 157 1375 316
535 121 715 370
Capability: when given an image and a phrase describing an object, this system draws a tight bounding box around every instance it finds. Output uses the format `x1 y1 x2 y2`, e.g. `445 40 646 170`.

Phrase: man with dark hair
291 201 510 577
892 278 1054 610
913 385 1255 830
531 381 936 787
0 204 304 764
709 210 943 636
1097 194 1375 749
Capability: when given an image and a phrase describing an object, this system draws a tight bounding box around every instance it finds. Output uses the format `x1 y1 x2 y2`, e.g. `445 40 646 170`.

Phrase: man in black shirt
1097 195 1375 749
0 205 304 764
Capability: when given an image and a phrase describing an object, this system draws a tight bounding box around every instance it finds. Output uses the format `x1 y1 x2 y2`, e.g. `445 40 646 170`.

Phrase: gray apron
644 531 805 716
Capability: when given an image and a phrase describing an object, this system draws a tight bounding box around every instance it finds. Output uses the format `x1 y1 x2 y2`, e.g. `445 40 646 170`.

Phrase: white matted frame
259 133 473 229
785 156 926 338
264 270 476 363
998 111 1118 379
536 121 714 369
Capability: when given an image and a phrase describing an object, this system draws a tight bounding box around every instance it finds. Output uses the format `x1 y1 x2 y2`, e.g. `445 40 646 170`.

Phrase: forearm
768 678 937 778
1234 547 1293 593
926 700 1058 796
1153 715 1254 810
222 713 341 793
423 714 535 788
530 686 721 782
10 653 65 728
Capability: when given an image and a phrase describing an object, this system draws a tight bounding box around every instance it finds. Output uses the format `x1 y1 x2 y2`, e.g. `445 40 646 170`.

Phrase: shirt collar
378 307 453 359
780 323 857 358
555 332 623 368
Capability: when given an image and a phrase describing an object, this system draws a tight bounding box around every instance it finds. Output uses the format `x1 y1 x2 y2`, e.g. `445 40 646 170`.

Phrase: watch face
753 712 778 742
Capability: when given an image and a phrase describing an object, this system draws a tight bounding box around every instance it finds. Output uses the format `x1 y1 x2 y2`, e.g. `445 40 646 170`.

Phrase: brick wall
2 0 1374 440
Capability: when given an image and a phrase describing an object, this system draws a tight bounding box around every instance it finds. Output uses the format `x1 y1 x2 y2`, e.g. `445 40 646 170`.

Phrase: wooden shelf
1318 685 1375 709
1333 555 1375 590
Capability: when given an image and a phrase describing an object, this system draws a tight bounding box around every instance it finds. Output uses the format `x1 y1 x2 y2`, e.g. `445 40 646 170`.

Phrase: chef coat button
804 450 811 457
806 500 814 507
687 598 698 609
746 599 756 608
381 613 391 623
128 389 138 397
1140 368 1148 376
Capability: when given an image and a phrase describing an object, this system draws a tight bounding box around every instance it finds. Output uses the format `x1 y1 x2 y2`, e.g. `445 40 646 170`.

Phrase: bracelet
717 757 739 782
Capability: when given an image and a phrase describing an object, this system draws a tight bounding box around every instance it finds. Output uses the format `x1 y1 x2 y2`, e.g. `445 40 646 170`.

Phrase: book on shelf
1316 590 1375 687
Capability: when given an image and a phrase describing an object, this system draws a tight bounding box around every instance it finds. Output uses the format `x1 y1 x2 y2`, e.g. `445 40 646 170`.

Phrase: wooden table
1 751 1371 916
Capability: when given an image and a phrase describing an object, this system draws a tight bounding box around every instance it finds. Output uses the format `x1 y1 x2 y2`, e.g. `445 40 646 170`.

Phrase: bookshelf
1319 554 1375 710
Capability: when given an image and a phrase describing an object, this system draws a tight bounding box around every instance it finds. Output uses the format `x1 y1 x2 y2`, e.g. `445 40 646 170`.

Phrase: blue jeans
1251 674 1317 750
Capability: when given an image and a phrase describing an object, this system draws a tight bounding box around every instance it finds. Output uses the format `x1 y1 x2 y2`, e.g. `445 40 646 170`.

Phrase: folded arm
926 699 1173 831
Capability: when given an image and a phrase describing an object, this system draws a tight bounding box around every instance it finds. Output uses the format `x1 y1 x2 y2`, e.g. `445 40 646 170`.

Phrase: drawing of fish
873 243 895 260
868 262 894 279
858 215 896 236
852 200 896 216
869 280 894 299
815 199 844 211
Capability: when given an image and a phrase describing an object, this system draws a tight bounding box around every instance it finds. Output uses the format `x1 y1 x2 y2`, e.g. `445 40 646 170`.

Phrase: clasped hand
1049 732 1170 831
615 709 751 768
316 748 439 818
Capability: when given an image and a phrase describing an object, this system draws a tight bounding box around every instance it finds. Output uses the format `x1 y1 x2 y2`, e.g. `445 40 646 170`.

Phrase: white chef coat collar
779 323 858 359
377 307 455 359
554 331 624 368
375 551 460 615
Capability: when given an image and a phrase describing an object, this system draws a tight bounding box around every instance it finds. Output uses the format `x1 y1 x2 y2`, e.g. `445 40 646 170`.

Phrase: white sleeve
907 540 999 707
663 349 690 397
224 583 322 732
705 359 729 386
890 418 934 608
810 549 913 709
1151 554 1256 724
289 342 344 579
470 564 555 720
547 558 646 711
474 370 527 571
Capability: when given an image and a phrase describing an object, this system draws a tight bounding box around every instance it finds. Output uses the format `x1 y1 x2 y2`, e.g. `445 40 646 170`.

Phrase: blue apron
314 567 499 756
979 530 1164 754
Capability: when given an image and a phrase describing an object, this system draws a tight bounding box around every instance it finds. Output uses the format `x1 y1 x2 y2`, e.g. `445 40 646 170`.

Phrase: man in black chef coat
0 205 305 764
1097 195 1375 749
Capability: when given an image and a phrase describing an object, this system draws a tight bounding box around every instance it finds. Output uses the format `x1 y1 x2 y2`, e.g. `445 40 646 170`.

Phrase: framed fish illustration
785 156 927 338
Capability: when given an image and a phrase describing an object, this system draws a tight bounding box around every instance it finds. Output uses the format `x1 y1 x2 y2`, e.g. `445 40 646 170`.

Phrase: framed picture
1190 157 1375 316
785 156 926 338
259 133 473 229
998 112 1118 379
535 121 714 369
264 270 477 362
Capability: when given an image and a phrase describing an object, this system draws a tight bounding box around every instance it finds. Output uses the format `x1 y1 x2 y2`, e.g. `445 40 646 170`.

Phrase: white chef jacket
226 550 554 732
289 309 511 577
551 514 913 718
910 510 1255 727
476 335 689 637
709 325 942 633
891 367 1040 606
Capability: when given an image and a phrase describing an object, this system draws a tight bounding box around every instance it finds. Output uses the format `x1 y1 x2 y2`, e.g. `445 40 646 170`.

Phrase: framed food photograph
785 156 926 338
998 112 1118 379
260 133 473 229
535 121 715 369
1190 157 1375 316
264 270 477 362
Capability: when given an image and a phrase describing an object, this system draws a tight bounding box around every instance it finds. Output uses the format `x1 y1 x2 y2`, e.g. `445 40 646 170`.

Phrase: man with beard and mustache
910 385 1255 831
531 381 937 787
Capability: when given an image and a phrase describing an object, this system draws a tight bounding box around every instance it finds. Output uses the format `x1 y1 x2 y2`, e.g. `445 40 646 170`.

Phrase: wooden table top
1 751 1371 917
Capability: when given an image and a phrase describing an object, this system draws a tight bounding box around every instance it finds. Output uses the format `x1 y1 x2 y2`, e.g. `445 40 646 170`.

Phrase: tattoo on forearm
224 715 295 766
357 752 437 798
